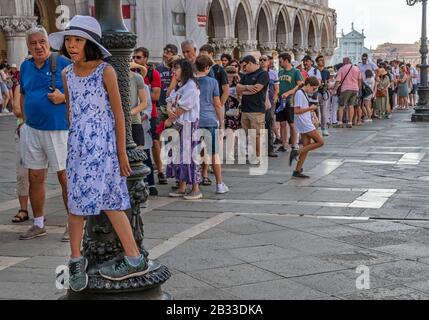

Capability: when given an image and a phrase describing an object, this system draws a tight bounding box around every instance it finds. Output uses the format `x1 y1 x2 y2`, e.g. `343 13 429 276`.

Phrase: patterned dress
65 62 130 216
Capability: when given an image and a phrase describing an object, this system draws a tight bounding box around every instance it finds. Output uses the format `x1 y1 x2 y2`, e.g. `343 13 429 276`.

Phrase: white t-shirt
410 67 419 85
358 62 378 80
308 67 322 81
294 90 316 134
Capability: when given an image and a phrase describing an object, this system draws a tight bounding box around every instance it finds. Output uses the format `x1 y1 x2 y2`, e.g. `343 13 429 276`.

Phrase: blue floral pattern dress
65 62 130 216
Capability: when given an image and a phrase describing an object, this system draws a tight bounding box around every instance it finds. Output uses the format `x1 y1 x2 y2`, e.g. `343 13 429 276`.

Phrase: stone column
0 16 37 67
323 48 335 66
293 46 306 62
209 37 238 60
238 39 258 58
259 41 277 56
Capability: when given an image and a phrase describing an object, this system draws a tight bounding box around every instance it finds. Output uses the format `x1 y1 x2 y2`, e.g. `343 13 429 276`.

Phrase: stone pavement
1 110 429 300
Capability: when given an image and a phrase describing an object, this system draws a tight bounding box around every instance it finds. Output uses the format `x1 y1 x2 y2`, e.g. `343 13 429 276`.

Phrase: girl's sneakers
293 171 310 179
69 257 89 292
99 256 149 281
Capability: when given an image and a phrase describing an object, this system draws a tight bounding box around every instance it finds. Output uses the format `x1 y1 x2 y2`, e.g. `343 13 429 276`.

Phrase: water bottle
276 98 286 113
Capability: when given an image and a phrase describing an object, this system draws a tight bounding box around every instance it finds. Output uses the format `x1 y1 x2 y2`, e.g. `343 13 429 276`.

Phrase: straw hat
166 55 182 68
49 15 111 59
378 68 388 76
130 62 147 78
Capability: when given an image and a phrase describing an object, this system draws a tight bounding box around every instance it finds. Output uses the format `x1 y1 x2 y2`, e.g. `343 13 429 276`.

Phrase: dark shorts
411 84 418 94
339 90 358 108
200 126 220 156
276 106 295 124
132 124 145 147
150 117 160 141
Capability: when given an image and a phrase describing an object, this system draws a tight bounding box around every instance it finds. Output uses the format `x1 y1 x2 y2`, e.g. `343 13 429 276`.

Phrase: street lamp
407 0 429 121
65 0 171 299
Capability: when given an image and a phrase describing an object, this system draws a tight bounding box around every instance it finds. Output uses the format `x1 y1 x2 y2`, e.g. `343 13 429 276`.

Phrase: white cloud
330 0 422 49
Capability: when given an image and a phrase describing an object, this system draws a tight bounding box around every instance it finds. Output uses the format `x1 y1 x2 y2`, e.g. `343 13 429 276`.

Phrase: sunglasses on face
132 55 145 60
260 58 268 62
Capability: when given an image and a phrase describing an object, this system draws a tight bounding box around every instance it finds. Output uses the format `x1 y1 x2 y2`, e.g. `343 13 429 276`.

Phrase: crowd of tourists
4 13 422 292
0 62 20 114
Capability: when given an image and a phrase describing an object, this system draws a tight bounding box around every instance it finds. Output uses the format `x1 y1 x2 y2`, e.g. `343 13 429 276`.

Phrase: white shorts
20 124 68 172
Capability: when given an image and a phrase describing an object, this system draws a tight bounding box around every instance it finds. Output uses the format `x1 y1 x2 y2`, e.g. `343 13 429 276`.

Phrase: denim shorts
200 126 220 155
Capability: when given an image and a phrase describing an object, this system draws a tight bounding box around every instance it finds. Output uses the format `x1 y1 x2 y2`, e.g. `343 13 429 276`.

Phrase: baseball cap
302 55 313 62
164 44 178 55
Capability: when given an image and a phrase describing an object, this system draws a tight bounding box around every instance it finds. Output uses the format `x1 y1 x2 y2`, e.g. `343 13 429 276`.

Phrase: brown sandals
12 209 29 223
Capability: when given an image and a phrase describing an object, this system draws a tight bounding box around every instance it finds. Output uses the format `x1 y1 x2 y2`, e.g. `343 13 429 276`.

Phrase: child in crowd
50 15 148 292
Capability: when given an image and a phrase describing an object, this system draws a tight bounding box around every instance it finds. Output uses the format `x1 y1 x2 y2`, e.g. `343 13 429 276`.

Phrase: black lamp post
408 0 429 121
65 0 171 300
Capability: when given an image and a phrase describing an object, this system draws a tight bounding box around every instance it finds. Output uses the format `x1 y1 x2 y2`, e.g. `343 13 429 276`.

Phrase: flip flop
12 210 29 223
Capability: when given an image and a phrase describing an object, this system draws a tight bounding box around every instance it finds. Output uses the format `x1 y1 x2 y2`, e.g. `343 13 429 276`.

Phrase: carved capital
238 40 258 53
210 37 237 52
259 42 277 55
209 37 238 59
0 16 37 36
276 42 293 53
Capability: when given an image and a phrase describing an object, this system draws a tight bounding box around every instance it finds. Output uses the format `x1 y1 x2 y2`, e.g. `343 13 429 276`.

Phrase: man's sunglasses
132 55 145 60
260 58 268 62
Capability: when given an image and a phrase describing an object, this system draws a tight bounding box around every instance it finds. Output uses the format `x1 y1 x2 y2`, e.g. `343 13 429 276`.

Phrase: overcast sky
330 0 422 49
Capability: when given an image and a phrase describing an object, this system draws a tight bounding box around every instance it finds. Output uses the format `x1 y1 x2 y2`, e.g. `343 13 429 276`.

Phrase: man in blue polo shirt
19 26 71 241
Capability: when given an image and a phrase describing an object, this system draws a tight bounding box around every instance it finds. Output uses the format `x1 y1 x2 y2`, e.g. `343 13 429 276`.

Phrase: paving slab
187 264 283 288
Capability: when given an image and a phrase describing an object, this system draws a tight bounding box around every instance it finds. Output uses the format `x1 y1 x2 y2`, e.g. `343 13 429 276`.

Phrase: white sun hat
48 15 111 59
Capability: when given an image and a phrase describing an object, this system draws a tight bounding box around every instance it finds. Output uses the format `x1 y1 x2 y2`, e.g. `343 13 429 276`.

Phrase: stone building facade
372 43 420 66
0 0 337 66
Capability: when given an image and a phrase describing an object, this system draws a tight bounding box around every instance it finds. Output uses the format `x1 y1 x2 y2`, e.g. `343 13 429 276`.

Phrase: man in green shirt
277 53 304 152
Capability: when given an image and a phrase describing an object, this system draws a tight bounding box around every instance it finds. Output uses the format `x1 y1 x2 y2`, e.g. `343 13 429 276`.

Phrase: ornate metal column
66 0 171 299
408 0 429 121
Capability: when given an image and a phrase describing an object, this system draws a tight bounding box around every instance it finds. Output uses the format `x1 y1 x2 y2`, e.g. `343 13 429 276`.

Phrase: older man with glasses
18 26 71 241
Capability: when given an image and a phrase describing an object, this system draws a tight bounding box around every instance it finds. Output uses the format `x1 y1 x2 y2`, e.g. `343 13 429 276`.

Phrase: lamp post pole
408 0 429 121
65 0 171 300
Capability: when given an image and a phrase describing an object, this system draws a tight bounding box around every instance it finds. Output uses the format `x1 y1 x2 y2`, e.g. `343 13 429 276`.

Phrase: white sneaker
216 183 230 194
322 130 330 137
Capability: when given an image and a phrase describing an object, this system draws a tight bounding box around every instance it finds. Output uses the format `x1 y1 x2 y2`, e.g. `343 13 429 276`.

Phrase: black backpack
146 64 155 84
49 52 60 90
